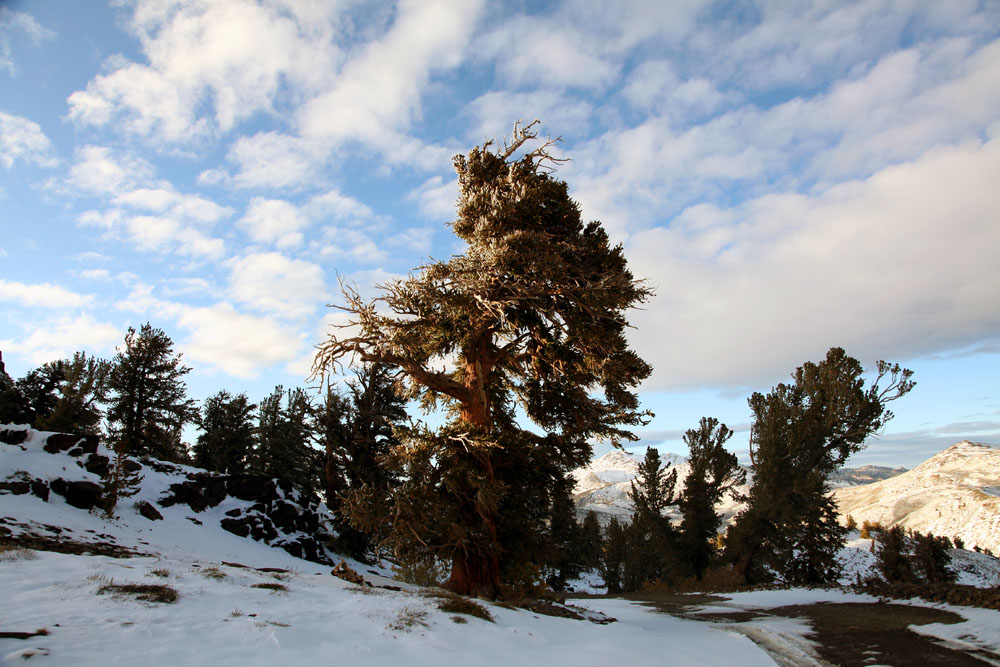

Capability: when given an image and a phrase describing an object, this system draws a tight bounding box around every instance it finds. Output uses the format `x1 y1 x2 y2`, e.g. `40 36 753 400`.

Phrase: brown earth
631 592 997 666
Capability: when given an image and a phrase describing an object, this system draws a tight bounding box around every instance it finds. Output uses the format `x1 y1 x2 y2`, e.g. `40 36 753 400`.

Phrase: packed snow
3 426 1000 665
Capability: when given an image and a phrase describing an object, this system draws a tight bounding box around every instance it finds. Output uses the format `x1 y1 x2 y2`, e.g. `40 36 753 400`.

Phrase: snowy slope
1 425 782 666
833 441 1000 554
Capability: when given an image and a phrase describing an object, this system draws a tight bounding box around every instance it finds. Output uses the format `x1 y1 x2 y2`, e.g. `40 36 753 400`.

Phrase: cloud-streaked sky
2 0 998 467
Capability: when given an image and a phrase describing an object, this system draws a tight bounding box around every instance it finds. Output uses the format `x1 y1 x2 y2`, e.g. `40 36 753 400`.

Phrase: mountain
571 449 907 527
570 449 749 527
834 441 1000 554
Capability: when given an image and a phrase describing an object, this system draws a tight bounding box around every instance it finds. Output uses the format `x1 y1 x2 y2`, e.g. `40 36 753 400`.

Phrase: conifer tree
546 474 583 590
578 510 603 571
0 351 31 424
32 352 111 435
601 517 628 594
106 324 196 462
726 348 914 584
313 122 652 598
320 363 407 559
624 447 678 587
193 391 256 475
253 385 319 495
678 417 745 579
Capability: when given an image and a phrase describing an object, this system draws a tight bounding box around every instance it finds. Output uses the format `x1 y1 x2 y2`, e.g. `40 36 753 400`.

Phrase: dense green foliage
726 347 914 584
678 417 745 579
193 390 256 475
106 324 197 462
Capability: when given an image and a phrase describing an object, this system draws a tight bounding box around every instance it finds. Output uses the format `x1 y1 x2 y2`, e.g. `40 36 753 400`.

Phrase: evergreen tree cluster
873 525 956 585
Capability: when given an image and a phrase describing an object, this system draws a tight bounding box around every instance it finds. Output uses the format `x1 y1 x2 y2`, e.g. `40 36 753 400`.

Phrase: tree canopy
313 122 653 597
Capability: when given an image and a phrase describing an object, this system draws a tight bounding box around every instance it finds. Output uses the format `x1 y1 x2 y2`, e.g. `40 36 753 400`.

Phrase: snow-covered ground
4 426 1000 665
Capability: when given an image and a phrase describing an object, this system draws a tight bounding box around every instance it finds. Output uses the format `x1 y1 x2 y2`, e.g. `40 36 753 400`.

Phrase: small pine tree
601 517 627 594
106 324 196 462
874 525 913 583
911 531 955 584
0 351 32 424
193 391 256 474
103 445 143 518
546 475 583 590
578 511 603 571
625 447 678 587
953 536 965 550
253 386 320 496
845 514 858 531
678 417 745 579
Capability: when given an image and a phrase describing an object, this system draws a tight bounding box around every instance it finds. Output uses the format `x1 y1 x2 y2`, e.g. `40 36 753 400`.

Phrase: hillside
570 449 904 527
834 441 1000 554
0 424 782 666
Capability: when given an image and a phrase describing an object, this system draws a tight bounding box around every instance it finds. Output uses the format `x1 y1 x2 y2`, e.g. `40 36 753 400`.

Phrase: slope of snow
834 441 1000 554
1 426 781 666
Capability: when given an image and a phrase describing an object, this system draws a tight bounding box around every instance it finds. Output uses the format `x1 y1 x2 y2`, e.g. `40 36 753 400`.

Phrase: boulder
49 478 102 510
136 500 163 521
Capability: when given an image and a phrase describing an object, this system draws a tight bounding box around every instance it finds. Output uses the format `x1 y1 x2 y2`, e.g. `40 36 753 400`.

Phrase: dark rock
123 459 143 474
49 479 103 510
269 500 299 533
31 479 49 501
280 541 303 559
68 447 84 457
0 480 30 495
83 454 110 477
0 428 29 445
221 517 251 537
43 433 80 454
136 500 163 521
226 475 279 504
225 508 242 517
78 435 99 455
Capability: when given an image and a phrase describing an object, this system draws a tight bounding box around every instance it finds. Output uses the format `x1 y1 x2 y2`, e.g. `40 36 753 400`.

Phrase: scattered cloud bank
2 0 997 421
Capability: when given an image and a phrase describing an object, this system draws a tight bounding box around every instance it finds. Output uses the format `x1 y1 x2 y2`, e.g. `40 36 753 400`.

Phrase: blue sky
1 0 998 468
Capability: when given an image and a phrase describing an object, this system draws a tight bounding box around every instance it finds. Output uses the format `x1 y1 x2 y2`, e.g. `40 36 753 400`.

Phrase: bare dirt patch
638 594 992 666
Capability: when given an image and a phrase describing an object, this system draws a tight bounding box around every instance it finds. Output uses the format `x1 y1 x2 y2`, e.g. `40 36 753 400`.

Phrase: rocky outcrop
157 473 333 564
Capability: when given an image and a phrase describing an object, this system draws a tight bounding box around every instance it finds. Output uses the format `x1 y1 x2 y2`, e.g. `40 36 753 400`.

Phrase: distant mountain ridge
834 441 1000 554
571 448 908 526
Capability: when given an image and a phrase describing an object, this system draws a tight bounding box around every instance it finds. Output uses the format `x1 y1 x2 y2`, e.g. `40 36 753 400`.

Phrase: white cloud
113 187 233 224
67 0 342 144
0 279 92 309
298 0 485 164
482 16 619 90
307 189 380 225
122 215 225 260
238 197 310 248
0 314 120 365
175 302 308 378
113 284 308 378
66 146 155 195
0 111 58 168
0 8 55 75
228 131 322 190
408 175 457 221
228 251 328 319
77 269 111 282
627 138 1000 391
565 36 1000 239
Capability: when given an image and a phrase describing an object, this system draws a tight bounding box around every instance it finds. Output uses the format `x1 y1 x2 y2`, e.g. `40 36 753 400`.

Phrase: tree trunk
447 547 501 598
447 350 502 599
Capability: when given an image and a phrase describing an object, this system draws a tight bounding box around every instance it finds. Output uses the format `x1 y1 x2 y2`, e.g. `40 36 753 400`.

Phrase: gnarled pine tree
313 122 652 598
